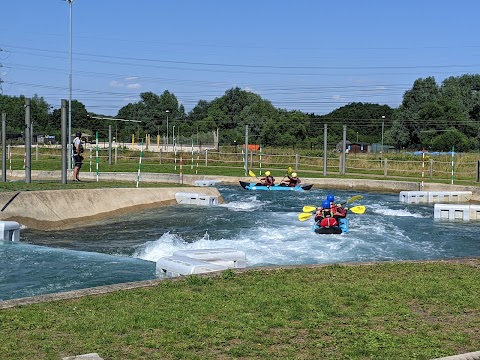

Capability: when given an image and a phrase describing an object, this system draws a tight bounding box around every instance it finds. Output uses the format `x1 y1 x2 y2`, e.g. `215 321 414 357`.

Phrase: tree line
1 74 480 151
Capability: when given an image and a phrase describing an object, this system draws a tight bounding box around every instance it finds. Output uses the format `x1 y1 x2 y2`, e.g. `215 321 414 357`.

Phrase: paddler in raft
314 200 339 228
326 194 349 219
260 171 275 187
282 172 301 187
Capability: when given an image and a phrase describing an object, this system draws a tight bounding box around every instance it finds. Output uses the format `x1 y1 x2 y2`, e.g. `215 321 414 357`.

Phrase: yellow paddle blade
248 170 256 178
349 205 366 214
346 195 363 204
302 206 317 213
298 212 314 221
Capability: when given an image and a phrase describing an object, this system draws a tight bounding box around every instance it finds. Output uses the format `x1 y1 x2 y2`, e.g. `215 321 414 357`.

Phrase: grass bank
1 261 480 359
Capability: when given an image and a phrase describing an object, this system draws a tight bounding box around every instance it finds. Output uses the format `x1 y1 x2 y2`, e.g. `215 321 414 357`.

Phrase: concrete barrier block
399 191 428 204
434 204 471 221
173 248 246 268
175 192 218 206
449 191 472 202
0 221 20 241
195 180 222 187
156 255 228 277
428 191 451 203
469 205 480 220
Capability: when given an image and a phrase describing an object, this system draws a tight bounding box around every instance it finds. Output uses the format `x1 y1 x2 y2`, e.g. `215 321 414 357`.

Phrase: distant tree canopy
2 74 480 150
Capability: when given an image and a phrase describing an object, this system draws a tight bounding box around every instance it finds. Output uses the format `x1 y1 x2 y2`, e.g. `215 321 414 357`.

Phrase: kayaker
315 200 339 228
261 171 275 186
326 194 348 219
283 172 301 187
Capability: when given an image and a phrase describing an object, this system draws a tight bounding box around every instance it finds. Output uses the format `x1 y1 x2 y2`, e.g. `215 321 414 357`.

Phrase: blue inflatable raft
239 181 313 191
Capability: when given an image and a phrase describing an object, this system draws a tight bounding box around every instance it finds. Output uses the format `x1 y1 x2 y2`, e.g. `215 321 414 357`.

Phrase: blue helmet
321 200 331 209
327 194 335 203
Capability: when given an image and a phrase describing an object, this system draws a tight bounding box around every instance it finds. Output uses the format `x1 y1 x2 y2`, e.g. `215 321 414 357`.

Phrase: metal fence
3 145 480 184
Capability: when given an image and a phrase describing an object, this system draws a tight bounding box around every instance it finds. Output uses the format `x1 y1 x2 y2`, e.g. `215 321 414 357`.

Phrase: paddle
302 195 364 213
249 170 272 189
280 166 293 184
248 170 263 185
298 212 314 221
298 205 366 222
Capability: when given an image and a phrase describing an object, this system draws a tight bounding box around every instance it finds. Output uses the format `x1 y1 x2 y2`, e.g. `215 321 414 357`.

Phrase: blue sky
1 0 479 116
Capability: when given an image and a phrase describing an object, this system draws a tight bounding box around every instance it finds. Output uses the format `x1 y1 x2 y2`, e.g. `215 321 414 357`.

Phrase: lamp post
66 0 74 170
165 110 170 151
381 115 385 161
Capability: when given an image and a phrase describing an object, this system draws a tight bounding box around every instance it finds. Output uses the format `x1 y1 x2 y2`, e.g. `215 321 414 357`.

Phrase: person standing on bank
72 131 84 182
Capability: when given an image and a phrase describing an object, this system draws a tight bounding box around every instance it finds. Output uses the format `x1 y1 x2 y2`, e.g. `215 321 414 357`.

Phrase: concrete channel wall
2 170 479 230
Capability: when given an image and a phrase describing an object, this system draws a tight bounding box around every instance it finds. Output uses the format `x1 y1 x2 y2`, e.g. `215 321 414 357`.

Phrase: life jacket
288 177 300 187
264 175 275 186
320 217 338 228
315 209 334 223
331 204 347 218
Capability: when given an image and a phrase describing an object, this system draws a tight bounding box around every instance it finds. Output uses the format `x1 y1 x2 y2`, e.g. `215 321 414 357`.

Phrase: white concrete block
0 221 20 241
399 191 428 204
156 255 228 277
195 180 221 187
434 204 471 221
173 248 247 268
175 192 218 206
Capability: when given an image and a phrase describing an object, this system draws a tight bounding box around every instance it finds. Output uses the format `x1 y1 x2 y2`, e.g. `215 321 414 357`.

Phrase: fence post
384 158 388 177
205 149 208 166
477 160 480 182
430 159 433 179
159 149 162 165
36 144 39 161
295 153 299 171
114 146 118 164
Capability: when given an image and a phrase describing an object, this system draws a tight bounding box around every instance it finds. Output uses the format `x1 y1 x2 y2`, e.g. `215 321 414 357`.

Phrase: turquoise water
2 185 480 301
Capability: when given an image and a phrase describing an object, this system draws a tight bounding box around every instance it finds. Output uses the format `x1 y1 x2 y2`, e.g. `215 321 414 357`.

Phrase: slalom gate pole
191 139 194 170
421 149 425 187
89 143 92 173
136 139 144 188
451 146 455 184
179 154 183 184
259 145 262 175
196 149 199 175
8 145 12 177
96 132 99 182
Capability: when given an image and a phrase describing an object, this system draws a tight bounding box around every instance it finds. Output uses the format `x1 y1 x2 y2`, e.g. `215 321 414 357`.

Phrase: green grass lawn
1 262 479 359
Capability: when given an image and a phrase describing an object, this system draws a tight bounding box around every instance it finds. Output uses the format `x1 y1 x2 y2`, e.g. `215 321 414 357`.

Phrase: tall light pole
165 110 170 150
381 115 385 162
66 0 74 170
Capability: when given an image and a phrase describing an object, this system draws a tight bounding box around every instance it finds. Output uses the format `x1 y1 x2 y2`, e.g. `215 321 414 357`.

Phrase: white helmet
292 172 297 177
265 171 271 176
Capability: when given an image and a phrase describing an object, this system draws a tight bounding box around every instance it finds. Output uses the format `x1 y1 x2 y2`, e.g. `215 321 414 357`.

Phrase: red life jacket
264 176 275 186
320 217 338 228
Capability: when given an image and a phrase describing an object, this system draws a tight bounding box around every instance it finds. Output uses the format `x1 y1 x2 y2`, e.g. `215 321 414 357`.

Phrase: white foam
370 206 427 218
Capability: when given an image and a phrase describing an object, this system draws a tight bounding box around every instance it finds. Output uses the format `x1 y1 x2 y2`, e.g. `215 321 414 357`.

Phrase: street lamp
381 116 385 161
165 110 170 150
65 0 74 170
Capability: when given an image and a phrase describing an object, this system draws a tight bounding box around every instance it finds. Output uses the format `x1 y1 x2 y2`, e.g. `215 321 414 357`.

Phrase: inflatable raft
239 181 313 191
313 218 348 234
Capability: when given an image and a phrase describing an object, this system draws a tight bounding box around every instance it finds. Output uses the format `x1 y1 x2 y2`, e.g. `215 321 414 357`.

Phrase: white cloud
109 80 124 88
126 83 141 89
125 76 138 81
332 95 343 100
